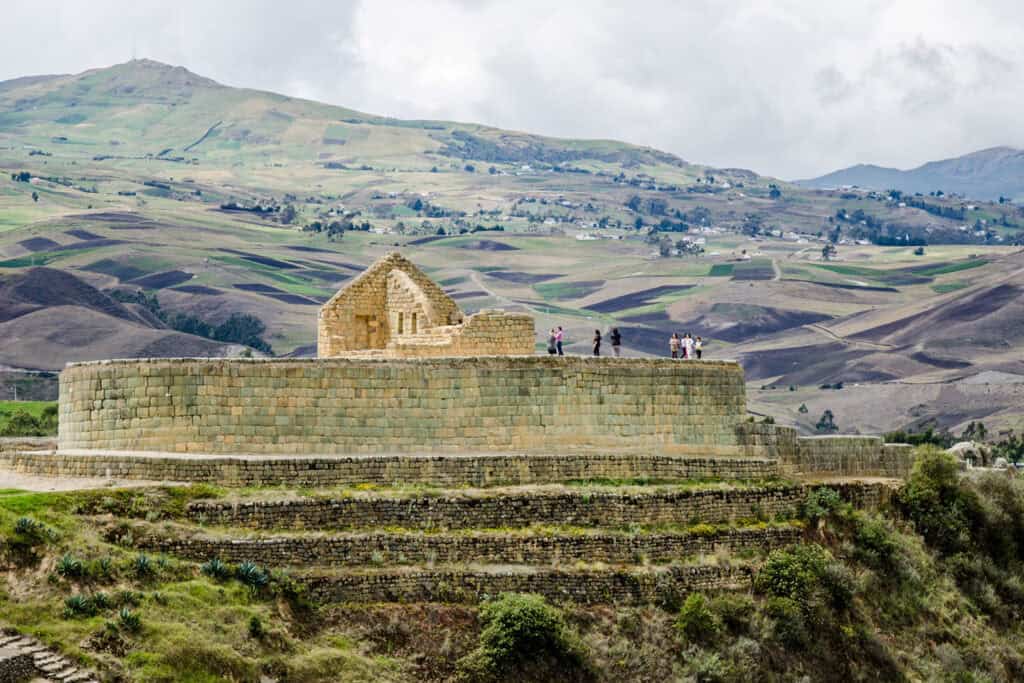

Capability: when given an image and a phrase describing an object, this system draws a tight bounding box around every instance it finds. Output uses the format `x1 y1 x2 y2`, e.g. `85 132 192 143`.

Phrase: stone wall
299 564 753 605
134 525 802 567
0 648 33 683
318 252 462 356
0 451 780 487
383 310 535 358
784 436 915 479
58 357 750 455
185 486 805 529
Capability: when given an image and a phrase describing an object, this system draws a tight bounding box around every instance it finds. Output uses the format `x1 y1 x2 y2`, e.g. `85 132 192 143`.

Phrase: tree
960 421 988 442
279 204 297 225
768 184 782 199
658 236 673 257
31 191 39 203
821 243 837 261
798 403 809 413
741 213 762 237
816 409 838 433
913 246 925 256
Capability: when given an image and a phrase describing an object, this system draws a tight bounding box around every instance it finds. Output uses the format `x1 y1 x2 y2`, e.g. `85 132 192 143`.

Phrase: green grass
931 281 971 294
0 400 57 434
913 258 988 277
708 263 734 277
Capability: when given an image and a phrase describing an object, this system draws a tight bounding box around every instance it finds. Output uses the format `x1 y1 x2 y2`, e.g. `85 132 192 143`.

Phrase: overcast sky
2 0 1023 179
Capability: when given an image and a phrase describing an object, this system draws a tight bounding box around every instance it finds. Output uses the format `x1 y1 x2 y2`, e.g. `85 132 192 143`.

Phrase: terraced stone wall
134 526 802 567
58 357 749 455
0 451 779 487
786 436 915 479
299 564 753 605
185 486 805 529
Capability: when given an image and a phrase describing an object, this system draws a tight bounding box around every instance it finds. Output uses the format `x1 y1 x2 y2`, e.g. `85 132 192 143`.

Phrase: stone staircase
0 632 97 683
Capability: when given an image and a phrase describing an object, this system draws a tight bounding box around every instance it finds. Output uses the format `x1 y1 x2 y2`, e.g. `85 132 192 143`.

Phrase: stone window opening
398 312 404 335
411 312 418 334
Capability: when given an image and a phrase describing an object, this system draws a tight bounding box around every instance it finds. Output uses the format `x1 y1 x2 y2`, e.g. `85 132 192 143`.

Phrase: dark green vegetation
0 400 57 436
4 448 1024 680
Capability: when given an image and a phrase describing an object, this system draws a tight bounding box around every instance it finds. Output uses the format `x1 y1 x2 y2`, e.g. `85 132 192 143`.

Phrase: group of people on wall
545 326 704 359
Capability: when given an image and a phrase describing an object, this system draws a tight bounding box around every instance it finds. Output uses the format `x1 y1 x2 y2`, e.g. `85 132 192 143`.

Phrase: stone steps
131 523 803 567
0 631 97 683
296 561 756 605
0 450 780 487
185 484 805 530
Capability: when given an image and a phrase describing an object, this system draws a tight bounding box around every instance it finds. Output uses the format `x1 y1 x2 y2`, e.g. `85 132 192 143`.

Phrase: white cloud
1 0 1023 178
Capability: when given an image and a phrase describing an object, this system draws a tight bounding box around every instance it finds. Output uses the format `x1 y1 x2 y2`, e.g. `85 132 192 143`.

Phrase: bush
456 593 591 682
899 447 979 555
754 544 829 607
765 596 806 647
852 515 900 572
248 615 264 639
676 593 721 644
801 487 844 524
710 593 754 635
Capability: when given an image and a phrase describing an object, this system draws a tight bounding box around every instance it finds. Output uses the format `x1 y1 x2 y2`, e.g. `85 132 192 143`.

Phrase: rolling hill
797 146 1024 201
1 58 1023 434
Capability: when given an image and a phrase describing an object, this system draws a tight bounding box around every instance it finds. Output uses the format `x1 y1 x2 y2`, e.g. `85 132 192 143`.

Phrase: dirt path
771 258 781 281
804 323 896 351
469 270 515 308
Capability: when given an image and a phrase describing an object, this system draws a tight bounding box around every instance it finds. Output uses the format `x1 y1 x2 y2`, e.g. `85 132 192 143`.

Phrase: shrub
852 515 900 572
201 557 231 581
801 487 844 524
92 591 111 610
56 553 85 579
765 596 806 647
248 615 264 639
676 593 721 644
754 544 829 607
710 593 754 635
899 447 979 555
118 607 142 633
456 593 591 682
116 590 141 607
14 516 41 537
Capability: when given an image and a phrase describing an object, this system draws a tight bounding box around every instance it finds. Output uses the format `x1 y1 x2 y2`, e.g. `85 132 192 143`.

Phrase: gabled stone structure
317 252 534 358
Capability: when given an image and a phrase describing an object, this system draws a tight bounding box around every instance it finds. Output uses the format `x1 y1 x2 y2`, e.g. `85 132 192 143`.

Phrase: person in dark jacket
592 329 601 356
609 327 622 357
547 328 557 355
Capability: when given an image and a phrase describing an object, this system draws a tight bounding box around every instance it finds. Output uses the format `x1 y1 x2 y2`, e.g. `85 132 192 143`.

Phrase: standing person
695 336 703 360
555 326 564 356
610 327 622 357
593 329 602 356
547 328 557 355
670 332 680 359
682 333 694 360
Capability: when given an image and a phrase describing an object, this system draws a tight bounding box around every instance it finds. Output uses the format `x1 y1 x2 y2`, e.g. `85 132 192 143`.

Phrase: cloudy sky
2 0 1023 178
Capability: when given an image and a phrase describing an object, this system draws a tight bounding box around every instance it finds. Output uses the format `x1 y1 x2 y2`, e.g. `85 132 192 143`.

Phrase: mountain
797 147 1024 201
1 59 1023 434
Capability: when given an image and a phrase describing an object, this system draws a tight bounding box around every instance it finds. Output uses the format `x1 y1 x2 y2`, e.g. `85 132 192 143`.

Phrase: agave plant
56 553 85 578
63 594 96 618
133 553 154 577
236 561 269 591
201 557 231 581
118 607 142 633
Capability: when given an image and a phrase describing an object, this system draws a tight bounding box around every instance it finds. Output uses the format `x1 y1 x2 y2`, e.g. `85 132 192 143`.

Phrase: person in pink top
554 326 564 356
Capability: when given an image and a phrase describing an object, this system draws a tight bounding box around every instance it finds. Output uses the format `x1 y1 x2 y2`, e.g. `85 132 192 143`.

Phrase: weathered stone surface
1 451 779 486
185 486 805 530
58 357 749 455
133 525 802 566
318 252 534 357
0 647 33 683
298 564 753 605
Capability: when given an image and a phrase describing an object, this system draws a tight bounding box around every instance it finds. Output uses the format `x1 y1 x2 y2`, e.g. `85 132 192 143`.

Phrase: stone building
317 252 535 357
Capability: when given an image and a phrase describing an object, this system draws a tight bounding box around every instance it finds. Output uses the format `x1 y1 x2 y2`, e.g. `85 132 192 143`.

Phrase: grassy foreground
2 449 1024 681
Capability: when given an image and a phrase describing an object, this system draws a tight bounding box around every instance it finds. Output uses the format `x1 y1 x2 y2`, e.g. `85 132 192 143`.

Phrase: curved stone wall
58 357 748 455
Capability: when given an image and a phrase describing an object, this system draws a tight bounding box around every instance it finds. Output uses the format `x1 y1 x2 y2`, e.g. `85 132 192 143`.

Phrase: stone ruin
318 252 534 358
0 252 922 607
